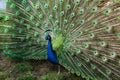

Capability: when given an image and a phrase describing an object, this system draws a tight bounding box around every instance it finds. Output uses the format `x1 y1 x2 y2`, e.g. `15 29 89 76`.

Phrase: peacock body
45 34 59 64
0 0 120 80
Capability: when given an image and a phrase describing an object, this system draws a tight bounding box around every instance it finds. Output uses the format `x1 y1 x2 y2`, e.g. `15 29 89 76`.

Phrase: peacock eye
75 1 80 5
91 20 98 26
64 19 67 25
53 6 57 11
70 24 74 28
12 34 17 38
103 9 112 15
22 0 27 4
70 13 75 18
45 23 48 28
93 50 99 56
37 39 41 43
55 20 59 25
60 11 64 16
80 20 85 25
90 7 97 13
102 56 108 62
38 14 43 19
66 5 71 10
4 16 10 21
19 19 25 24
19 28 24 34
106 70 111 75
15 11 20 16
44 4 49 8
35 4 40 10
12 24 17 29
29 15 35 21
110 52 116 58
49 15 53 19
10 3 16 9
25 6 31 12
4 28 9 33
60 0 63 3
105 26 113 32
79 9 84 15
89 33 95 39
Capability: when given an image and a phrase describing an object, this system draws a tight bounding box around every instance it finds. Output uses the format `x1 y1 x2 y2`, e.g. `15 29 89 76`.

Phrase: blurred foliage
40 72 65 80
113 0 120 3
0 72 8 80
11 62 33 73
0 67 3 72
16 72 36 80
5 78 14 80
40 72 84 80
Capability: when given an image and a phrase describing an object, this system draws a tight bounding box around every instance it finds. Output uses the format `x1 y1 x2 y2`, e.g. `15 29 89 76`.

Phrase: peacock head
45 29 52 41
45 34 51 41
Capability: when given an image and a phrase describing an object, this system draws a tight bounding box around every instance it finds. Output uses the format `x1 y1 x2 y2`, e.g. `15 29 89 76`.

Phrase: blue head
45 34 51 41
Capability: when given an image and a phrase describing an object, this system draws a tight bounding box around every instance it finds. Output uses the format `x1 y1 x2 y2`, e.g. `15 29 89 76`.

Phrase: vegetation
16 72 36 80
40 72 83 80
0 72 8 80
11 62 33 73
0 52 83 80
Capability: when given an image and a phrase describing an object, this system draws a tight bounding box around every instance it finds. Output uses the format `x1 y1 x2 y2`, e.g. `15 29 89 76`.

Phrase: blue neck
48 40 53 51
47 40 59 65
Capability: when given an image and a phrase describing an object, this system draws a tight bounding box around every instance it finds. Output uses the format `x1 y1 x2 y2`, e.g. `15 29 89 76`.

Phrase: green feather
53 34 65 55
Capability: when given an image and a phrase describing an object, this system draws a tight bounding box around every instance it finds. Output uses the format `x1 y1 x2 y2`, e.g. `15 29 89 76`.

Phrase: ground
0 51 85 80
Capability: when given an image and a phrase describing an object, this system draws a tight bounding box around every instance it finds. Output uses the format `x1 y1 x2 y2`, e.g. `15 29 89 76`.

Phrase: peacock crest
0 0 120 80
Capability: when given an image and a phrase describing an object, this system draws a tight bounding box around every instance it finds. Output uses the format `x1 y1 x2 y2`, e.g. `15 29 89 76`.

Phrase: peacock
0 0 120 80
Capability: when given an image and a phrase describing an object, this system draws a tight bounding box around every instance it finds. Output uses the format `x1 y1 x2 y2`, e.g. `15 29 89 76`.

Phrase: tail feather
1 0 120 80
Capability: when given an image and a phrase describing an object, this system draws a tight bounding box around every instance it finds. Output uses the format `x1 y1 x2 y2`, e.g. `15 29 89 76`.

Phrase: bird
1 0 120 80
45 32 59 65
45 32 61 74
